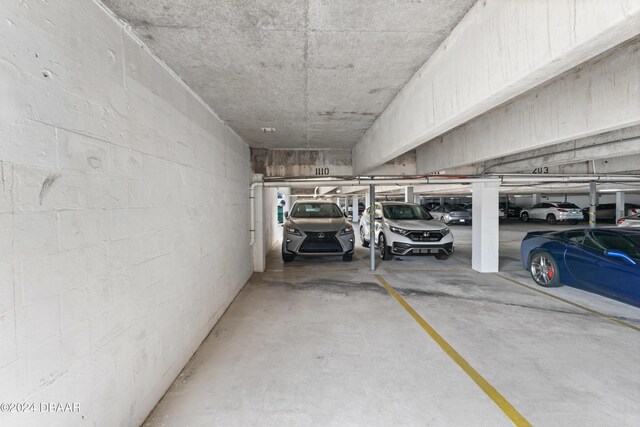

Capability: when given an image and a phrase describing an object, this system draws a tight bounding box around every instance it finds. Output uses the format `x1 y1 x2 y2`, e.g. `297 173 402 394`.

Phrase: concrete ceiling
103 0 476 149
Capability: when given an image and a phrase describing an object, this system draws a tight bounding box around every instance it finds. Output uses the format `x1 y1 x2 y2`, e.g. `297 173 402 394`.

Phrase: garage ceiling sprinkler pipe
261 174 640 189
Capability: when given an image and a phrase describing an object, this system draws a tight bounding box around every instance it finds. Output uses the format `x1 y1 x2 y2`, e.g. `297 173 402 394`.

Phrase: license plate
414 248 436 254
459 219 465 222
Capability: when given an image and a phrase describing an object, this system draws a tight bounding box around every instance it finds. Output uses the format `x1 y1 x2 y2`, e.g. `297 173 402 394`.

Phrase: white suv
520 202 582 225
359 202 454 260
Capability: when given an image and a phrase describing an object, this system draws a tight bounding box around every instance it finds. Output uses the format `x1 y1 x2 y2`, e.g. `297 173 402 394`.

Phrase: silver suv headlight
286 226 302 236
440 228 450 236
389 225 409 235
339 226 354 236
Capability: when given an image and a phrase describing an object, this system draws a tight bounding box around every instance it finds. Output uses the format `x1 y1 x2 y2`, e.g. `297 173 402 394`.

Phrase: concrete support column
439 197 445 206
589 182 597 228
365 192 370 211
413 194 421 204
352 195 358 222
532 194 541 205
616 191 626 222
471 181 500 273
405 186 414 203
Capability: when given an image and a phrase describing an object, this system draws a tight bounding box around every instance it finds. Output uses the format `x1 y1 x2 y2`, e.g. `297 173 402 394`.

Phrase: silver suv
359 202 454 260
520 202 582 225
282 200 355 262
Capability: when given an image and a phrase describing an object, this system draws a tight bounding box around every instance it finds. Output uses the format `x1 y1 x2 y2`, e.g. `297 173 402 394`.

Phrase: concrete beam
417 39 640 173
366 151 417 176
251 149 352 177
353 0 640 174
560 154 640 174
484 136 640 174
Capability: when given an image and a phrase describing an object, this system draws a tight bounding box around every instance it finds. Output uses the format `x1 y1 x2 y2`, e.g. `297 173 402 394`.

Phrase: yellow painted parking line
496 274 640 333
375 274 532 427
385 268 472 273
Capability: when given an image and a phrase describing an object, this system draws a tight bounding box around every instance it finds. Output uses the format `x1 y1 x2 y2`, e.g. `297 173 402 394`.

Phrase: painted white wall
0 1 251 426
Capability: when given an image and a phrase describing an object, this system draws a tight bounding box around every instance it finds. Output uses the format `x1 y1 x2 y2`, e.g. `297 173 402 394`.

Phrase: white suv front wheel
379 234 393 260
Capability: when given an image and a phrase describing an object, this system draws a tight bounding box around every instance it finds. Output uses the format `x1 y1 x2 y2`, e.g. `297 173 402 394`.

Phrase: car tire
343 253 353 262
282 251 295 262
379 234 393 260
360 227 370 248
435 252 449 260
546 214 557 225
521 212 529 222
529 252 560 287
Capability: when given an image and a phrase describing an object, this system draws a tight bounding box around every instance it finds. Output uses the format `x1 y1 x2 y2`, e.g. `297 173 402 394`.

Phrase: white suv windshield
291 203 344 218
557 203 580 209
383 205 433 220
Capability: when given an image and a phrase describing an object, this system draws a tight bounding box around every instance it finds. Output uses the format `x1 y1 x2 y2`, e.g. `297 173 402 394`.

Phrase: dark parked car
499 202 522 218
520 228 640 307
581 203 640 221
358 202 365 216
462 203 506 220
421 202 440 211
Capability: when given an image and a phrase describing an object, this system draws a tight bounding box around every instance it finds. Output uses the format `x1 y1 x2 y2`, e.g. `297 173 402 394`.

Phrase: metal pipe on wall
249 181 262 246
369 184 376 272
589 181 598 228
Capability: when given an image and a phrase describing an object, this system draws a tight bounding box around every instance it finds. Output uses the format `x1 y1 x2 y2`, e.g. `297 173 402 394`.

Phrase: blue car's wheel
529 252 560 287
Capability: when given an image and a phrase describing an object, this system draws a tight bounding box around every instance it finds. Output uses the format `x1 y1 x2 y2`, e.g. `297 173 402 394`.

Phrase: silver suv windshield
291 202 344 218
383 204 433 220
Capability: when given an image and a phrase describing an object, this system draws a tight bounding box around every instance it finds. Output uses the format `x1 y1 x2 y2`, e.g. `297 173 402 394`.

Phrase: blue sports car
520 228 640 308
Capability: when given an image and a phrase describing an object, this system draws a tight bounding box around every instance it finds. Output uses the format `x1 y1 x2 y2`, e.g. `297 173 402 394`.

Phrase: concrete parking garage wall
0 1 251 426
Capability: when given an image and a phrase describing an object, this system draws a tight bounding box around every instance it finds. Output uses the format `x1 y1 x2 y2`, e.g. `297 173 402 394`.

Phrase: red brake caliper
547 266 554 279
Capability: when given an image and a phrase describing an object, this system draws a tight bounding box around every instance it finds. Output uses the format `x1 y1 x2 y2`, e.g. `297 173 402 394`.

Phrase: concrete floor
144 222 640 427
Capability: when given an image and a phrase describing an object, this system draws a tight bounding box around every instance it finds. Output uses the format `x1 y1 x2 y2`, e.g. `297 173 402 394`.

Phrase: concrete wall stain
38 173 60 204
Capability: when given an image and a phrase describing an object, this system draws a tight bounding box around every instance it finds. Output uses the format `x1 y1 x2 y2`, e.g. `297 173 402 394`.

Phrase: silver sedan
429 204 471 225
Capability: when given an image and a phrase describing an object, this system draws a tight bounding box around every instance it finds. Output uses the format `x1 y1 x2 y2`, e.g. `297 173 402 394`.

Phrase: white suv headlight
389 225 409 235
441 228 450 236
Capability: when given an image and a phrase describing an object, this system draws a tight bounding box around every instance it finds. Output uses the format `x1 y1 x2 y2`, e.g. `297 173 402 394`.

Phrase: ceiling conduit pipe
260 174 640 188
